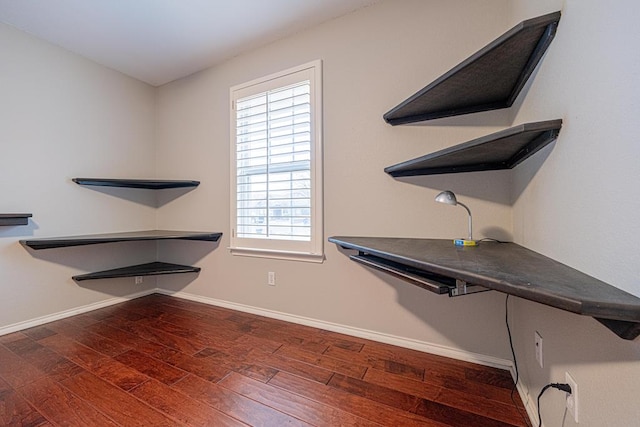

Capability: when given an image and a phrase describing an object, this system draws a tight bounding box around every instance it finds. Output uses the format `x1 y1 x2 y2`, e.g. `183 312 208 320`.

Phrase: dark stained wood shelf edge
385 120 562 176
329 236 640 340
383 11 561 125
21 230 222 250
0 213 32 226
72 261 201 281
73 178 200 189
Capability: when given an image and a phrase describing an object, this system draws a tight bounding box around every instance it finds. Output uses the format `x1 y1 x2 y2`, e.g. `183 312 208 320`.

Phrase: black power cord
477 237 511 244
505 295 573 427
537 383 572 427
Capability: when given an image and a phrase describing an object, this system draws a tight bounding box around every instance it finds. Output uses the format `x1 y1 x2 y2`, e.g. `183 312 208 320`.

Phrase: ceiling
0 0 380 86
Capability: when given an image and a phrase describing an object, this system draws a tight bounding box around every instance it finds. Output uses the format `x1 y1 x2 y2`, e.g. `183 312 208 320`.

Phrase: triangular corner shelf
20 230 222 250
328 236 640 340
385 119 562 177
383 11 561 125
73 178 200 189
72 261 201 282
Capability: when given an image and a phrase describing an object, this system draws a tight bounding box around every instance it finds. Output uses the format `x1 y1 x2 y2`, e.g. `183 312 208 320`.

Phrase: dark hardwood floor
0 293 528 426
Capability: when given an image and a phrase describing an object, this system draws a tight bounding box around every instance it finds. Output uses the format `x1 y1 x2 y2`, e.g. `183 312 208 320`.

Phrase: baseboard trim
157 288 513 371
0 288 157 336
515 377 539 426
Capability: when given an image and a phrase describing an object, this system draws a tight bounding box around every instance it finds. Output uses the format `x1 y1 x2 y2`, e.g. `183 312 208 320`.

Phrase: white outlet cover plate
566 372 578 422
535 331 543 368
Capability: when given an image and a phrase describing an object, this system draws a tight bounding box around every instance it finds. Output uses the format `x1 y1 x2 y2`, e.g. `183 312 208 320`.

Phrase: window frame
229 60 324 263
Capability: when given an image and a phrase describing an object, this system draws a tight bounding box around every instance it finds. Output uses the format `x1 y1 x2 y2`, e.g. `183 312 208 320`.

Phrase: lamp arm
456 201 473 241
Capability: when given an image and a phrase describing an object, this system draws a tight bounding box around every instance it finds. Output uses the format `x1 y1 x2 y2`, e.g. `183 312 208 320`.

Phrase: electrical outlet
565 372 578 423
535 331 543 368
135 276 143 285
267 272 276 286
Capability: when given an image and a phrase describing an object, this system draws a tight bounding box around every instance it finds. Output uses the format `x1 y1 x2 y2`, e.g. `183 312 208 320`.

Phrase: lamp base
454 239 478 247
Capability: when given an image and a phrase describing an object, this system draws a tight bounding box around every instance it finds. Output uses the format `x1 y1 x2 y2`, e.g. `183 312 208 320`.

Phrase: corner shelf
23 177 216 282
385 120 562 177
21 230 222 250
73 178 199 189
383 11 561 125
23 230 220 282
72 261 201 282
0 213 32 226
329 236 640 340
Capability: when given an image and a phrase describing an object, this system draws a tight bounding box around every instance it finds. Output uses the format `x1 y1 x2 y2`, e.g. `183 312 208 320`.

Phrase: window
230 61 323 262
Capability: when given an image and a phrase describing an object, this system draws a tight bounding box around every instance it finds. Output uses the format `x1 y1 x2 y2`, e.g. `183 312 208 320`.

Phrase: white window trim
229 60 324 263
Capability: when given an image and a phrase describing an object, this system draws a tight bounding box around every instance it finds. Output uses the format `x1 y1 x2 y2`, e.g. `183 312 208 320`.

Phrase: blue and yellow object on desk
454 239 478 247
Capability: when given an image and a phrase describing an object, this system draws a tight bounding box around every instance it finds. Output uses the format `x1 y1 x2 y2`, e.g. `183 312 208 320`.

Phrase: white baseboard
0 288 157 336
157 288 514 371
515 378 539 426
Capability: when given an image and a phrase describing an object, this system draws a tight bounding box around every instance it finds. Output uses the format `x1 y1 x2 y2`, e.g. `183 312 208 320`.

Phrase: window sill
229 246 325 263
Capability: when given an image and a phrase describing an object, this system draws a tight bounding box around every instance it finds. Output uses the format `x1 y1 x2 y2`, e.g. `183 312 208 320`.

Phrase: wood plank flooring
0 294 528 426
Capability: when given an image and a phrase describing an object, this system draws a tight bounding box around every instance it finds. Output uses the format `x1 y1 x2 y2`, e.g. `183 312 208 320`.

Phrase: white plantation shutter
236 81 311 240
230 61 323 262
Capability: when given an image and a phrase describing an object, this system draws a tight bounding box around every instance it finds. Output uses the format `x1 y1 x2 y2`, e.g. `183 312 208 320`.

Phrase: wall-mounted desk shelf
21 230 222 250
383 11 561 125
329 236 640 340
0 213 32 226
72 261 201 282
385 120 562 176
73 178 200 189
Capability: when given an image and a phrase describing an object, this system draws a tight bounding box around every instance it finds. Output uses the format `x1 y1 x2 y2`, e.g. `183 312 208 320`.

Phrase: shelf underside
0 213 32 226
73 261 201 282
383 11 561 125
329 236 640 340
72 178 200 189
21 230 222 250
385 120 562 176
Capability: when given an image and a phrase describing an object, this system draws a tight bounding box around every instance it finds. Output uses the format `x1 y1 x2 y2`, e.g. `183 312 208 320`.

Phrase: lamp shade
435 190 458 206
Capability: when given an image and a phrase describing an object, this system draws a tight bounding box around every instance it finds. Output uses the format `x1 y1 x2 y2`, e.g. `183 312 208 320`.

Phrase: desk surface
329 236 640 325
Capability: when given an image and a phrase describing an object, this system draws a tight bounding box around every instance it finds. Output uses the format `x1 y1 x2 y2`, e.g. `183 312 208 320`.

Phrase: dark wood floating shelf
21 230 222 250
385 120 562 176
72 178 200 189
329 236 640 340
72 261 201 282
0 213 32 226
383 11 561 125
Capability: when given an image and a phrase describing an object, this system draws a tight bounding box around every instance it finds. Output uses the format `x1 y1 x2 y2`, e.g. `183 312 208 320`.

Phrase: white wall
507 1 640 426
0 23 158 330
156 0 515 361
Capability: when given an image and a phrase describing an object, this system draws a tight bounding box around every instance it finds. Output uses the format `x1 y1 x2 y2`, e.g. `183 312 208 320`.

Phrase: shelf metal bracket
448 279 490 297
